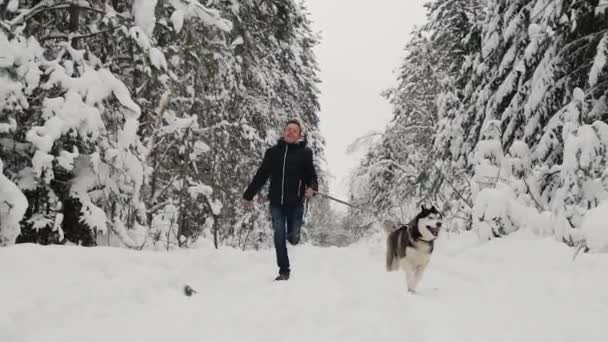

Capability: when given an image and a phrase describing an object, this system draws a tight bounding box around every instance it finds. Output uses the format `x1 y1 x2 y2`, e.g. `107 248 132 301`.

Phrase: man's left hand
305 187 316 198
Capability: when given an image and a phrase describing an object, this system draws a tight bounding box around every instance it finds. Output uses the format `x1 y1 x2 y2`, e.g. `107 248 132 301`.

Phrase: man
242 119 318 281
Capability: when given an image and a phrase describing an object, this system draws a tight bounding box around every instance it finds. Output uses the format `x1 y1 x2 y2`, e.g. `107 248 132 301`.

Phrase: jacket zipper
281 144 289 205
297 180 302 197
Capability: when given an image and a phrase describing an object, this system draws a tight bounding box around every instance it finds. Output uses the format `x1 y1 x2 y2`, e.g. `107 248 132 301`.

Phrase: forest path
1 231 607 342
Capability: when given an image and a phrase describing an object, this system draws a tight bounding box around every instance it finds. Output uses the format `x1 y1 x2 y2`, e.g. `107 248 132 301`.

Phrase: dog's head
415 205 443 241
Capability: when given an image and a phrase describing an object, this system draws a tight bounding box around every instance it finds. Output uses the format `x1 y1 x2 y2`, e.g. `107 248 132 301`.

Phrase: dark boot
274 273 290 281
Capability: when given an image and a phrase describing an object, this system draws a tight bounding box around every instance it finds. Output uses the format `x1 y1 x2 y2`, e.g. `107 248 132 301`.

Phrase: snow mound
581 200 608 252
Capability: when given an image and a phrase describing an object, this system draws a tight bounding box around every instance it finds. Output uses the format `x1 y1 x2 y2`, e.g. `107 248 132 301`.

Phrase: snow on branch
346 131 381 155
589 34 608 88
0 159 28 246
168 0 232 32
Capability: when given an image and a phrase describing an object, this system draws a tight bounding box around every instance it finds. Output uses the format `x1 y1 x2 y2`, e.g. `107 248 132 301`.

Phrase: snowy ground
2 230 607 342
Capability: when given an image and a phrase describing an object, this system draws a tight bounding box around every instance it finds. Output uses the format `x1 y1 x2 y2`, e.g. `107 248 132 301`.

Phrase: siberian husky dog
384 205 443 293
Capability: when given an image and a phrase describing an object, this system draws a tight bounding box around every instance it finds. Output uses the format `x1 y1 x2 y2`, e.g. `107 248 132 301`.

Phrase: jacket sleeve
243 148 272 201
305 148 319 192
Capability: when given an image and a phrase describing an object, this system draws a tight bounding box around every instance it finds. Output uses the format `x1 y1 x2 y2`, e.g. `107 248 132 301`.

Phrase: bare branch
39 28 115 43
10 3 107 27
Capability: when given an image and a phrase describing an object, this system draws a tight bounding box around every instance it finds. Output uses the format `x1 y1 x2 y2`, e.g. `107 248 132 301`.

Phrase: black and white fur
384 205 443 293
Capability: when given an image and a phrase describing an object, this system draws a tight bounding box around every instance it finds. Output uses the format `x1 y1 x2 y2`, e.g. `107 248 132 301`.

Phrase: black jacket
243 138 319 206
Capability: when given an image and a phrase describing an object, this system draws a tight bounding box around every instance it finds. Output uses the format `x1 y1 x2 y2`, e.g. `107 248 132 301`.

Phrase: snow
581 200 608 252
471 182 552 241
15 167 37 191
494 70 517 104
0 33 42 100
27 91 104 153
129 26 152 50
189 140 210 160
589 96 607 120
170 10 185 33
506 140 532 176
524 45 557 136
481 31 499 59
118 118 139 150
188 183 213 199
208 198 223 215
161 111 199 136
0 117 16 133
56 147 79 171
109 216 146 249
0 159 28 246
498 44 516 73
30 150 54 181
231 36 244 48
77 195 108 233
44 60 141 117
150 202 179 249
27 213 52 230
132 0 158 38
473 186 517 240
1 231 608 342
589 34 607 88
503 13 521 42
531 0 560 24
6 0 17 12
169 0 233 32
560 121 608 206
524 24 543 62
471 120 504 197
149 47 168 71
596 0 608 16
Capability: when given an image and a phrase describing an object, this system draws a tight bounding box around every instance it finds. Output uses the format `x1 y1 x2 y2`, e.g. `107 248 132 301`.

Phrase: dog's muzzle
428 222 442 237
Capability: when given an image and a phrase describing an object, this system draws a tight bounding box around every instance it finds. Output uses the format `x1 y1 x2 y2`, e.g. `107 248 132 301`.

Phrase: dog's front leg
404 264 416 292
412 264 427 290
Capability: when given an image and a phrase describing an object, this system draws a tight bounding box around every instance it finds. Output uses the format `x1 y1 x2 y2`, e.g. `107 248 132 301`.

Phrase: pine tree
347 0 483 231
353 0 608 246
0 0 326 248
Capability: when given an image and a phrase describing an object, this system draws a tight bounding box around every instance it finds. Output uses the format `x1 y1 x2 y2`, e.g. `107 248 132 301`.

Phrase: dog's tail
384 220 399 272
383 220 397 234
386 248 398 271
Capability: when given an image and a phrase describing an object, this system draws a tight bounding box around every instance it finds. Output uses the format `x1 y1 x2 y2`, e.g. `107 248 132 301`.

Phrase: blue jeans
270 202 304 275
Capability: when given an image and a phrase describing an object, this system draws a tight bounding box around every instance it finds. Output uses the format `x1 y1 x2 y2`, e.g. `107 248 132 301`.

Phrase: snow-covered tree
0 0 326 249
351 0 608 249
347 0 484 233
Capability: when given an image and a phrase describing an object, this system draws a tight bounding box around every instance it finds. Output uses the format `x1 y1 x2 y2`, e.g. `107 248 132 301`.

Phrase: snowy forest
4 2 608 341
2 0 608 253
0 0 341 250
349 0 608 251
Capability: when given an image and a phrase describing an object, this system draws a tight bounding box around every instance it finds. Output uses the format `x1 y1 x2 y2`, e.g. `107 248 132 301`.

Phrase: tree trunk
69 3 80 48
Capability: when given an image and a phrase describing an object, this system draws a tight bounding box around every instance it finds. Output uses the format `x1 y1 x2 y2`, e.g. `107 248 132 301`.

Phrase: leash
315 191 403 225
315 191 379 217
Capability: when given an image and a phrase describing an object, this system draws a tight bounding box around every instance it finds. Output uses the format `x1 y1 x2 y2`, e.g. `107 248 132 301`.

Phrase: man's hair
285 119 303 133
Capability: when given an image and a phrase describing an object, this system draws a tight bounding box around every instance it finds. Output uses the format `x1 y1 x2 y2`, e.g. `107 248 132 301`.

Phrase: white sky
305 0 428 210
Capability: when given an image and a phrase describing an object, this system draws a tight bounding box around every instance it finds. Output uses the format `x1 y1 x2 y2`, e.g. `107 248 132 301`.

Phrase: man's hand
305 187 316 199
241 199 254 210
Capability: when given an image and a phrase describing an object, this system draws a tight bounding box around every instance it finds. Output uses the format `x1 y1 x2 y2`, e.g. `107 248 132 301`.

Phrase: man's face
283 123 301 144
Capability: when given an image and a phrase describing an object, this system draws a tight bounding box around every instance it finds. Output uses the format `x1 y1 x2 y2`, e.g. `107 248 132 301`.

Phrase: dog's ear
421 204 426 212
383 220 397 233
